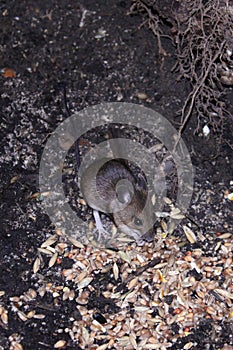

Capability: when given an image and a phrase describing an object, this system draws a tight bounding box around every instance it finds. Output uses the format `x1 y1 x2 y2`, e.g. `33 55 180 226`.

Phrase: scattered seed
113 262 119 280
48 252 58 268
136 92 148 100
158 270 166 283
134 306 150 312
152 194 156 205
27 310 36 318
129 334 137 348
128 277 139 290
38 248 53 255
17 310 28 322
96 343 109 350
33 314 46 319
76 277 93 290
75 271 88 283
68 237 84 248
1 310 8 324
92 319 106 332
144 344 160 349
33 257 41 273
218 233 232 239
54 340 67 348
215 289 233 300
184 342 194 350
12 344 23 350
118 251 131 263
93 313 107 324
183 225 197 244
41 234 58 248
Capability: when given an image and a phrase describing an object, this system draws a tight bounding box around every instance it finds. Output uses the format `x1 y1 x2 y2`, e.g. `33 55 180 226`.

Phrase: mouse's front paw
136 230 155 246
93 210 110 241
95 227 109 241
135 236 145 246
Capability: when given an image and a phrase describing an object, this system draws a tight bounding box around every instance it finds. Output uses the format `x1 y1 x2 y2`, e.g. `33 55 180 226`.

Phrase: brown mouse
80 157 155 242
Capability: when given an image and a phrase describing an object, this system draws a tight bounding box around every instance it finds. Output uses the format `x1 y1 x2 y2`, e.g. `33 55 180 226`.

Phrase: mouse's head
112 174 155 241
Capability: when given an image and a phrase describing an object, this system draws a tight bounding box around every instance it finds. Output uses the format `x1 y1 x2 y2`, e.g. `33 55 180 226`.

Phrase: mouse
79 157 155 243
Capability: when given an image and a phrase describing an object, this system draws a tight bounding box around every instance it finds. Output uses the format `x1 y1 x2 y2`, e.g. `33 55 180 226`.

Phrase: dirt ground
0 1 233 349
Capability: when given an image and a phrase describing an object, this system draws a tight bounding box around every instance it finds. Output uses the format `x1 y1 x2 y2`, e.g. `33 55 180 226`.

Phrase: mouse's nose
137 226 156 245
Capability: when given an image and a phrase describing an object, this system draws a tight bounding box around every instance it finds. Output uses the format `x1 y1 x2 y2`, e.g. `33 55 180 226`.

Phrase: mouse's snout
113 191 155 241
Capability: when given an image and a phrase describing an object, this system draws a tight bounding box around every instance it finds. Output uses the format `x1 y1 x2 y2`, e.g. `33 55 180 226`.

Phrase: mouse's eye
133 217 143 226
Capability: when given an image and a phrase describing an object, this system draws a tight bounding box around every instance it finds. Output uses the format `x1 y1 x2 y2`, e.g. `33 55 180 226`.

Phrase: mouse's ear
116 180 134 205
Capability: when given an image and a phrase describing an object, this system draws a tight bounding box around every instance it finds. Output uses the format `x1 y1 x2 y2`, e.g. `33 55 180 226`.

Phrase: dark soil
0 1 232 349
